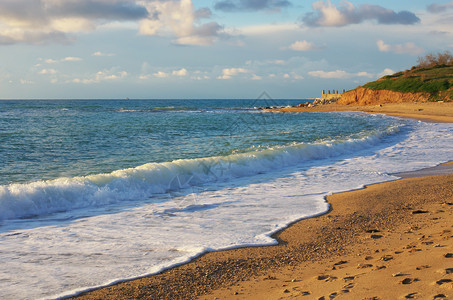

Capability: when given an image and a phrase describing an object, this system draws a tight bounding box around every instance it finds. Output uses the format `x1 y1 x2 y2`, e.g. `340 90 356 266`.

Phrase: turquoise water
1 99 452 299
1 99 381 186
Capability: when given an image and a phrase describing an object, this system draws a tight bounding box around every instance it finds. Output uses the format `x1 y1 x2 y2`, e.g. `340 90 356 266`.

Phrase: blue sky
0 0 452 99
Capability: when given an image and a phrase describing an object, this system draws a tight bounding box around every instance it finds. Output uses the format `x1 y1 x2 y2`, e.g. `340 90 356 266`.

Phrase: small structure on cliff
314 89 344 105
294 89 344 108
321 89 344 102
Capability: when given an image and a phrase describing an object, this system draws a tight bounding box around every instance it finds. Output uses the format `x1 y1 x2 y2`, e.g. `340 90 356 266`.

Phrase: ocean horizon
1 99 452 299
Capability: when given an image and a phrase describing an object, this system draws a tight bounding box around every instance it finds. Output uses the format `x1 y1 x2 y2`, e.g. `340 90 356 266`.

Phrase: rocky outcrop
338 87 430 105
321 93 342 102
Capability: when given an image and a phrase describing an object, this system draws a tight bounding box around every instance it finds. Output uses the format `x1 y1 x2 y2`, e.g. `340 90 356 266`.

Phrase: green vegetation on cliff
362 52 453 101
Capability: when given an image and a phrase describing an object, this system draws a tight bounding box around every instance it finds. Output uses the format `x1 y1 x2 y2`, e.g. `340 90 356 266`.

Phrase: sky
0 0 452 99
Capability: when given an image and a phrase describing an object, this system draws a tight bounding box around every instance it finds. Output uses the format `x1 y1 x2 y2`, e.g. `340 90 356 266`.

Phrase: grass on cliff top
363 65 453 95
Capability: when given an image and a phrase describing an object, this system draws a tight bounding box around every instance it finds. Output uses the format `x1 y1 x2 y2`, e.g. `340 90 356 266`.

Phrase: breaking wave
0 125 402 221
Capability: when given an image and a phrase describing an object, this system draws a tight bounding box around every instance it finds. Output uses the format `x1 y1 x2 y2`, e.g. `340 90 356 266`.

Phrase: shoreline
73 106 453 300
265 102 453 123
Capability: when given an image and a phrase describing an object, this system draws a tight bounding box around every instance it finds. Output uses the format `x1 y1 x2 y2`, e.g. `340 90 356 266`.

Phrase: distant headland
340 51 453 105
263 52 453 122
285 51 453 109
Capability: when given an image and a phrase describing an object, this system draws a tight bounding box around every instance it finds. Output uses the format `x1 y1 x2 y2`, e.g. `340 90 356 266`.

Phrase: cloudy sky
0 0 452 99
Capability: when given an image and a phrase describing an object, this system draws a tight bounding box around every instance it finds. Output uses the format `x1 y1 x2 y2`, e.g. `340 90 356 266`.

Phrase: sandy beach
74 103 452 300
267 102 453 123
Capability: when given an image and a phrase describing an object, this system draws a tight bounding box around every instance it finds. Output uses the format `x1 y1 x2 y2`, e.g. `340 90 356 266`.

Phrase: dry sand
268 102 453 123
201 174 453 300
73 103 453 300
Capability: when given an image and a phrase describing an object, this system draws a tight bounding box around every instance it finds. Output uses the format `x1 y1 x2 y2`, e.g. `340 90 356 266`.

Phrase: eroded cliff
338 87 431 106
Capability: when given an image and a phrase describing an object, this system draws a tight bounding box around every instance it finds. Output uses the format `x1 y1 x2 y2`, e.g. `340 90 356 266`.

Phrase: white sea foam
0 125 399 221
0 117 452 300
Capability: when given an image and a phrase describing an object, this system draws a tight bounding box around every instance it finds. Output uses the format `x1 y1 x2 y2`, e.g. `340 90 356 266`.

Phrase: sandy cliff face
338 87 430 105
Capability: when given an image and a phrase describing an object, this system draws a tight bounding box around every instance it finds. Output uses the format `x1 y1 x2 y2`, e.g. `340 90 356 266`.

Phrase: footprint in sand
333 260 348 266
401 278 419 285
404 292 418 299
435 279 453 289
357 263 373 269
444 253 453 258
409 248 422 253
329 292 338 299
370 234 383 239
343 282 354 289
299 291 311 296
436 279 452 284
392 272 408 277
411 209 429 214
317 274 337 282
380 255 394 261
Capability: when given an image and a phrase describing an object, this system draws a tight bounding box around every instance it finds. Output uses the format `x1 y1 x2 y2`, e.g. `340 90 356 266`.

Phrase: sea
0 98 452 299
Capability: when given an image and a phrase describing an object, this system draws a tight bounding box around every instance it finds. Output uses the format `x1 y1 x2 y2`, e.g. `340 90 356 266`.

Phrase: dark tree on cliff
417 51 453 68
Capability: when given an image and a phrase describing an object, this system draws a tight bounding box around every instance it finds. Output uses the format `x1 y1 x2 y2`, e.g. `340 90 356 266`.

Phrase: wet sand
200 173 453 300
73 104 452 300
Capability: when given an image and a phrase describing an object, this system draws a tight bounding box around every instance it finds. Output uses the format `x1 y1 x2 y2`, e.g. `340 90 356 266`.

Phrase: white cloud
288 40 317 51
43 57 82 63
218 67 250 79
49 18 95 33
309 0 350 27
309 70 373 79
239 23 300 36
45 59 58 64
97 70 128 80
139 1 225 46
428 1 453 13
269 59 286 65
0 0 223 46
377 40 424 55
20 79 34 85
376 40 390 52
251 74 262 80
378 68 395 77
246 59 287 67
191 75 210 80
139 68 189 79
39 68 57 75
72 69 128 84
214 0 291 12
62 56 82 62
153 71 169 78
301 0 420 27
0 0 148 45
172 68 188 77
309 70 349 79
356 71 373 78
93 51 116 57
291 73 304 80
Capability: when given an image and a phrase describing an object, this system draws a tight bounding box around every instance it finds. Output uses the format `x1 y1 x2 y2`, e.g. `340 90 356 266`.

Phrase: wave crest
0 126 401 221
